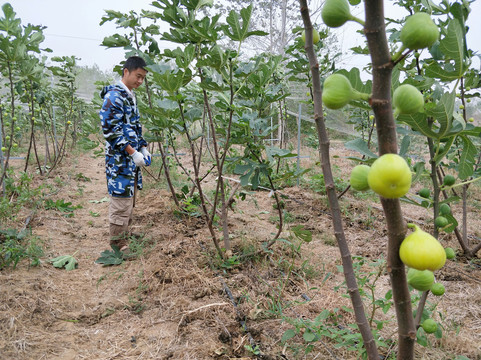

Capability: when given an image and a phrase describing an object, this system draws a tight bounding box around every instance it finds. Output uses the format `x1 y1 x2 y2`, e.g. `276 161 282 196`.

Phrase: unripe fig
407 268 434 291
393 84 424 117
350 164 370 191
444 247 455 260
322 74 353 109
321 0 353 28
443 175 455 186
301 29 320 45
422 318 438 334
399 224 446 271
439 203 451 216
419 188 430 198
430 282 445 296
400 12 439 50
322 73 368 110
435 216 448 228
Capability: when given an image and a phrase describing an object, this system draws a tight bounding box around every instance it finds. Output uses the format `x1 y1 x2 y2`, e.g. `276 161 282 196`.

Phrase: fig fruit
434 216 448 228
367 154 412 199
399 224 446 271
393 84 424 117
439 203 451 216
301 29 320 45
350 164 371 191
443 175 455 186
321 0 353 28
322 73 361 109
422 318 438 334
407 268 434 291
430 282 445 296
444 247 455 260
400 12 439 50
419 188 430 198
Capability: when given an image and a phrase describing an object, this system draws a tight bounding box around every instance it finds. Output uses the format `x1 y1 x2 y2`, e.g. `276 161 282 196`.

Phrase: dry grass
0 144 480 360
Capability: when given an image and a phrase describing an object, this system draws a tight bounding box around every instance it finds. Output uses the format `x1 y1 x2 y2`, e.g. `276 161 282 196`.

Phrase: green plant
0 228 43 269
44 198 82 217
50 252 78 271
95 245 128 266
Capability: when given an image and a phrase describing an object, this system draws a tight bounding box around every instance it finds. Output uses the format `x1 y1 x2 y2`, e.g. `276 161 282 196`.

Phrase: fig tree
393 84 424 117
400 12 439 50
399 224 446 271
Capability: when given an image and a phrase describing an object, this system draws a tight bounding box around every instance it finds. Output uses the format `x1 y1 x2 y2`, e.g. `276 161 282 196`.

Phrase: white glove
140 147 151 166
131 150 146 167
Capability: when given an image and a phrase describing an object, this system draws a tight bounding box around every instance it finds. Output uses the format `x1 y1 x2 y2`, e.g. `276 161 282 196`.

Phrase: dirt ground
0 142 480 360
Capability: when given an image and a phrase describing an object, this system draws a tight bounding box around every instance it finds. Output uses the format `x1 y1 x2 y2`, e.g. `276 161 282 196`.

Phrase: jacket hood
100 84 125 99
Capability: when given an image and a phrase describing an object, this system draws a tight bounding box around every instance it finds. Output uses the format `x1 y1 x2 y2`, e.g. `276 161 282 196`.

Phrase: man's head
122 56 148 90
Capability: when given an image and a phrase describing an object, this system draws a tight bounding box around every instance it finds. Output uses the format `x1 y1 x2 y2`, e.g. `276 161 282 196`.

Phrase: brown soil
0 142 480 360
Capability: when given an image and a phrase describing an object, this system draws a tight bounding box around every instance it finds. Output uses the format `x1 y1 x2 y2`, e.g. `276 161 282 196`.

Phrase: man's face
122 67 147 90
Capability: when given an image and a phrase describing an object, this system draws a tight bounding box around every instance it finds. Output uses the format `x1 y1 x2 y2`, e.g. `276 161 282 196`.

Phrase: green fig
422 318 438 334
393 84 424 117
321 0 353 28
407 268 435 291
350 164 371 191
400 12 439 50
399 224 446 271
322 73 368 110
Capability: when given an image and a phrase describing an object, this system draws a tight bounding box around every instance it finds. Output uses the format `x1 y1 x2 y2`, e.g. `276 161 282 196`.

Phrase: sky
5 0 481 72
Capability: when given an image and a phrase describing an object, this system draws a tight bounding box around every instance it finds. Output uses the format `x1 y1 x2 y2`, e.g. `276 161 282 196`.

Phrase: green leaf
458 135 477 180
425 91 455 138
0 3 21 35
344 138 377 159
50 254 78 271
303 330 317 342
425 20 466 81
291 225 312 243
399 135 411 157
95 246 125 266
281 329 297 342
223 5 268 42
101 34 131 48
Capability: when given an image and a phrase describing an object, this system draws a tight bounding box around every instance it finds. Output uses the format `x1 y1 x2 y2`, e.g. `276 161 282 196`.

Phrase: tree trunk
299 2 380 359
363 1 416 358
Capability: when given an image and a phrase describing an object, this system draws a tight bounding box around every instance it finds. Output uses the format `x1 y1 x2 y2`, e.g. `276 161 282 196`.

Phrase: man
99 56 151 250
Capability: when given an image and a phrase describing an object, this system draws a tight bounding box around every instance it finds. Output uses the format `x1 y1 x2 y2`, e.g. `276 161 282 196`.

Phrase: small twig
176 302 229 332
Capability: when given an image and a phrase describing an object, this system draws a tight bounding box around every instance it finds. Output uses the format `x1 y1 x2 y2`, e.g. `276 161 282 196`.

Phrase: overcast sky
6 0 481 72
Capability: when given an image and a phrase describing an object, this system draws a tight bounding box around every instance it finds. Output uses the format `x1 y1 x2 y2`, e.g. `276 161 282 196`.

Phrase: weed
0 228 44 270
74 172 91 182
321 233 337 246
44 198 82 217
